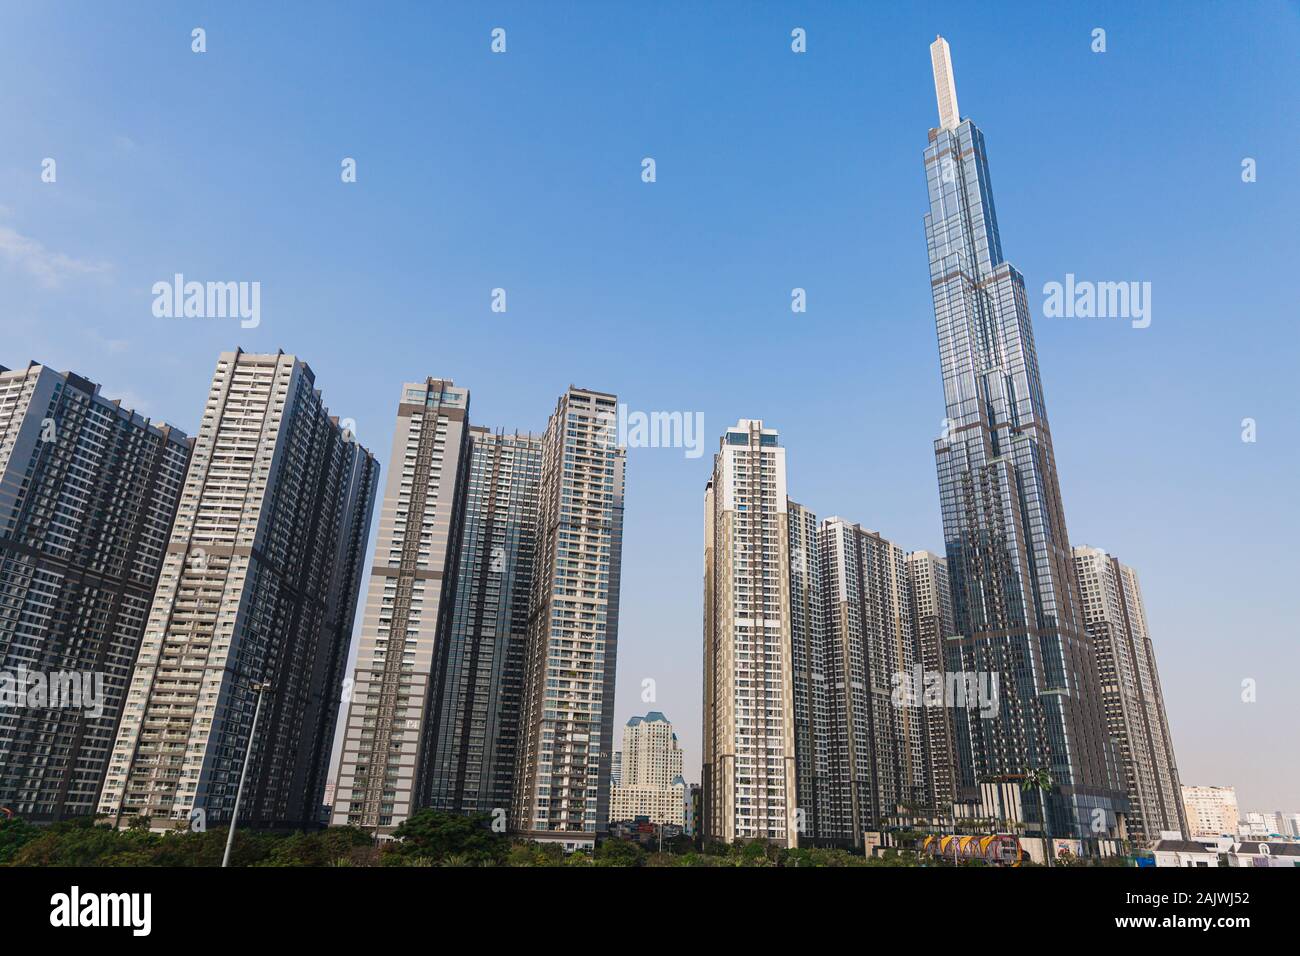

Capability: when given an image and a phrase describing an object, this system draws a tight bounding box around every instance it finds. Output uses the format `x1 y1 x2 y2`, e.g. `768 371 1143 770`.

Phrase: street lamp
222 680 272 868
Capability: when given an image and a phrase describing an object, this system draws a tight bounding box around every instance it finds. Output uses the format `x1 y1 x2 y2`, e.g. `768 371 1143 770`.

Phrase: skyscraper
332 378 470 833
1073 546 1187 841
906 550 958 812
609 711 687 826
425 426 543 815
510 387 625 846
0 363 191 821
920 37 1124 840
702 419 798 847
99 350 377 829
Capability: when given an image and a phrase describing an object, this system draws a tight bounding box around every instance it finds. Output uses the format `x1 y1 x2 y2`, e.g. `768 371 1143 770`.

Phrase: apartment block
788 499 828 842
424 427 543 815
0 363 191 821
702 419 798 846
1182 785 1239 839
99 350 377 829
1073 546 1187 843
512 387 625 844
906 550 958 812
818 518 926 842
332 379 469 833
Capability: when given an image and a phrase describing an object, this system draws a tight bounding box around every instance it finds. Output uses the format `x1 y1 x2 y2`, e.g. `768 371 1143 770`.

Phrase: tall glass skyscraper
921 37 1125 841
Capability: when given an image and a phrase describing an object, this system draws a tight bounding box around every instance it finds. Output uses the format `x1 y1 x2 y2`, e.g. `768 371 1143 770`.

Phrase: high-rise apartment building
100 350 377 829
1073 547 1187 842
788 499 827 842
511 387 625 844
425 427 542 815
702 419 798 847
906 550 958 812
0 363 191 821
920 36 1124 840
332 379 470 833
704 421 949 849
1182 785 1239 839
818 518 926 842
609 711 687 826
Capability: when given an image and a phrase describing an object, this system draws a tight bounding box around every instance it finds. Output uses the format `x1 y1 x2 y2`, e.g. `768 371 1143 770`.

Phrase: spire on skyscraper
930 35 960 131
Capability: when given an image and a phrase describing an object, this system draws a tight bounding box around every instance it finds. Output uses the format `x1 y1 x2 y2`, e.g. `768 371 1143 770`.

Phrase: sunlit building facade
101 350 377 829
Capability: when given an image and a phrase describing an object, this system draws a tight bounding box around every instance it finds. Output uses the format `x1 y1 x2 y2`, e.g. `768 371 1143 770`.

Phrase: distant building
610 712 687 827
1182 785 1239 838
1239 810 1284 837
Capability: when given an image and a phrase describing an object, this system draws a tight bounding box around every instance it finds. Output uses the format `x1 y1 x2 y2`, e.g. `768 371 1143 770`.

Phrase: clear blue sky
2 1 1297 811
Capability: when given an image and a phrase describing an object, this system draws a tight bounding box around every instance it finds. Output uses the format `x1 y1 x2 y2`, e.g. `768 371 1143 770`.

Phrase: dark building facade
0 362 191 821
921 38 1126 840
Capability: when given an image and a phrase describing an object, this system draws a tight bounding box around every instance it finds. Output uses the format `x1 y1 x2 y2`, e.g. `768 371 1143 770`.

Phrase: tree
593 837 644 867
0 816 41 864
386 810 508 865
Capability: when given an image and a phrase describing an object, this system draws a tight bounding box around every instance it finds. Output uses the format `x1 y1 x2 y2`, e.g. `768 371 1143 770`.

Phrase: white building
702 420 799 846
1227 841 1300 867
1151 839 1220 868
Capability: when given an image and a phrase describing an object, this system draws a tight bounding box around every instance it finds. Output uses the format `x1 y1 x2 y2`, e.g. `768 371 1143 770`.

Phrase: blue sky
2 1 1297 810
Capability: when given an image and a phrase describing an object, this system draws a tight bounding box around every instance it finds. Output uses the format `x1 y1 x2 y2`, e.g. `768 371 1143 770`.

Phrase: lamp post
222 680 271 868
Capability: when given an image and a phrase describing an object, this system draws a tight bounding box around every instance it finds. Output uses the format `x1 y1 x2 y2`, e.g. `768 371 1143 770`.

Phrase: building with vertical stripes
99 350 377 829
511 387 625 846
0 362 191 821
1073 546 1186 842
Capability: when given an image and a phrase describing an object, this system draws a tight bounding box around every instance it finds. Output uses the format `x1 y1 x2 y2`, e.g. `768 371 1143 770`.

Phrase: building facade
1073 547 1187 842
906 550 958 812
787 498 828 843
0 363 191 821
100 350 377 829
425 427 542 815
511 387 625 842
609 711 688 826
702 420 799 846
920 36 1125 840
1182 785 1239 839
818 518 926 843
332 379 470 833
